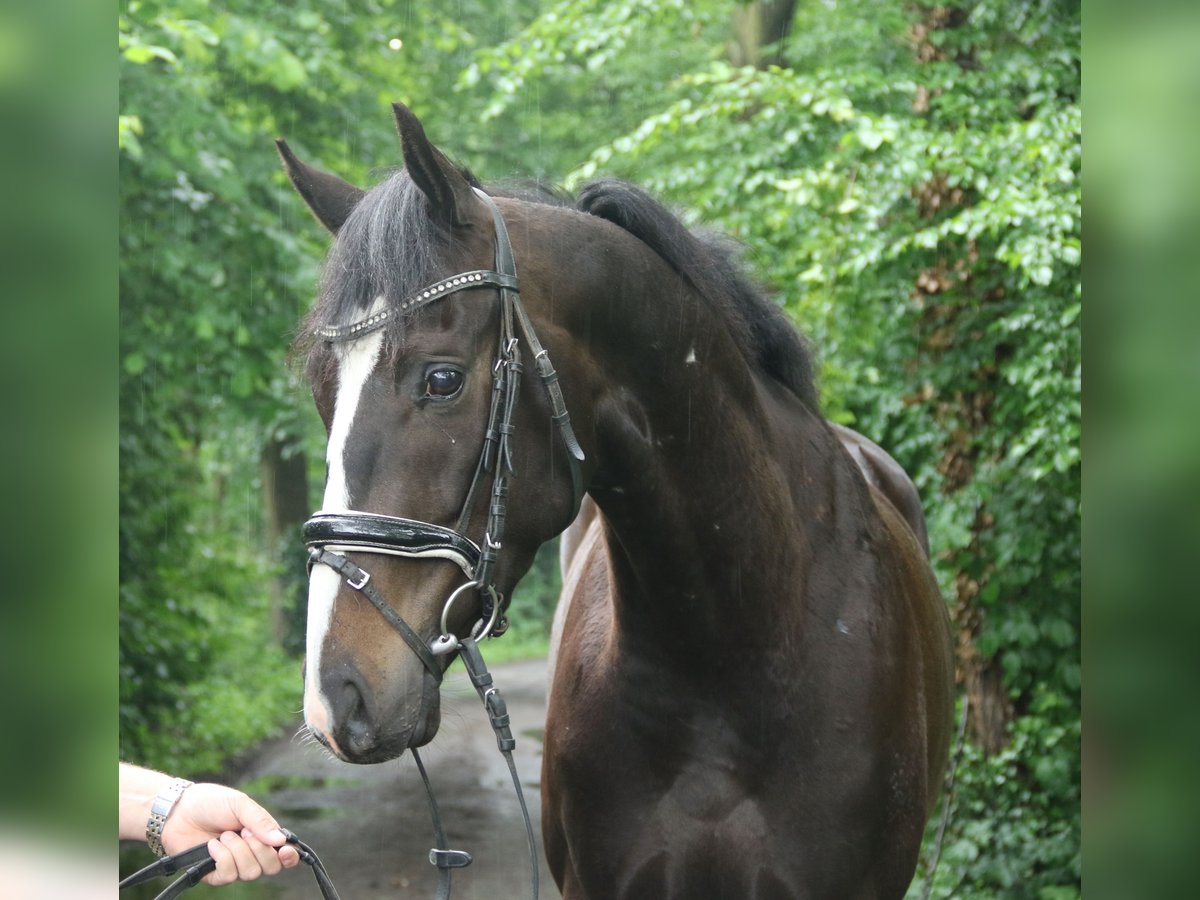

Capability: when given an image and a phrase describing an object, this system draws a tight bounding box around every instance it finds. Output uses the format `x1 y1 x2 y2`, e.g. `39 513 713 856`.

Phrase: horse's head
279 104 585 763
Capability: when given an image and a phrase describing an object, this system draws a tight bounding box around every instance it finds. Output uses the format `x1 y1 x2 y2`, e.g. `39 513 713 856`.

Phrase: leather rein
121 190 583 900
120 830 338 900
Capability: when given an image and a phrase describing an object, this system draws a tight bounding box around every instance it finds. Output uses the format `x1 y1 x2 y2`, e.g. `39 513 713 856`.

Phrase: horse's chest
568 766 795 899
546 670 899 899
553 706 805 895
659 758 748 822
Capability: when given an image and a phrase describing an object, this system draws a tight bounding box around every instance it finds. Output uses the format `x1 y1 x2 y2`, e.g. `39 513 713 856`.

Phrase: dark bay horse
279 104 953 899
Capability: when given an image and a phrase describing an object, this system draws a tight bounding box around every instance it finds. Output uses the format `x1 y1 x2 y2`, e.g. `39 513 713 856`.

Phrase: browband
314 271 520 343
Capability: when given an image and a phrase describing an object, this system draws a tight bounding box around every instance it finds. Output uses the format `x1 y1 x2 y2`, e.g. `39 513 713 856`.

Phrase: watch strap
146 777 193 858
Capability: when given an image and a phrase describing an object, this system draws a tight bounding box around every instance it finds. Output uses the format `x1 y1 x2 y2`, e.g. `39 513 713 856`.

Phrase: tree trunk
261 437 310 646
910 4 1013 753
729 0 798 69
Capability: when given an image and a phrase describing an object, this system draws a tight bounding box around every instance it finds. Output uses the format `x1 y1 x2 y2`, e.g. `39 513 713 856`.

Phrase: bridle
300 188 584 898
124 190 575 900
303 187 584 656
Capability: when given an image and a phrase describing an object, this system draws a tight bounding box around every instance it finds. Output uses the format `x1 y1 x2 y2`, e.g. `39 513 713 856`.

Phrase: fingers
205 837 237 886
203 830 293 885
162 782 299 884
279 841 302 869
243 828 287 876
228 791 289 847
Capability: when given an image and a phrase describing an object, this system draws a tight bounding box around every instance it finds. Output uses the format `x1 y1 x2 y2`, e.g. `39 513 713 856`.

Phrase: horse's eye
424 367 464 399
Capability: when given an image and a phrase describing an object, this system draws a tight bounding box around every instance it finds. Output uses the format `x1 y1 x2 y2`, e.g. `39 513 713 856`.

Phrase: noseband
303 188 585 666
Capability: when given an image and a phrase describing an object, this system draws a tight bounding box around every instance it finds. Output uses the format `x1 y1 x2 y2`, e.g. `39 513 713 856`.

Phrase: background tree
120 0 394 770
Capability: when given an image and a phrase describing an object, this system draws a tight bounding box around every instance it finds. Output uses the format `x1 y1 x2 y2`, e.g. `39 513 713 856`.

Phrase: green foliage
915 696 1081 898
511 542 560 631
461 0 723 173
118 0 383 772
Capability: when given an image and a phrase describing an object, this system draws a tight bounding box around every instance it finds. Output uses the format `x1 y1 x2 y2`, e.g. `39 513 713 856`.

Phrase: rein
120 830 338 900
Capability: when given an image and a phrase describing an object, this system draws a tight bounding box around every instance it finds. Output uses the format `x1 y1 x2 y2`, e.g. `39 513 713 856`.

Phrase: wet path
225 657 559 899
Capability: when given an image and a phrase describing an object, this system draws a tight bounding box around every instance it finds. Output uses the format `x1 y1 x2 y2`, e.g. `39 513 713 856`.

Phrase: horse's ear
275 139 365 235
392 102 480 227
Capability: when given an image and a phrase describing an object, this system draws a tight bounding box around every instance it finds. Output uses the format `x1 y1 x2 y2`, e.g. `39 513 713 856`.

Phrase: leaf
230 368 255 398
267 51 307 91
118 115 143 159
123 43 178 67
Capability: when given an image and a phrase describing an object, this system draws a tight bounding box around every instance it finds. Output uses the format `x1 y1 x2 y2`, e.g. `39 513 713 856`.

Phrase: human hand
160 782 301 886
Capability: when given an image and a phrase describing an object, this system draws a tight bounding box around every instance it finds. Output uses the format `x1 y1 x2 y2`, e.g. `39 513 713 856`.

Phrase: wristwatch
146 777 193 857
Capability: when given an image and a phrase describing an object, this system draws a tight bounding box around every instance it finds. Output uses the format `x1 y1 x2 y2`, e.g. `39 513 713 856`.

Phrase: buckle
346 569 370 590
429 848 473 869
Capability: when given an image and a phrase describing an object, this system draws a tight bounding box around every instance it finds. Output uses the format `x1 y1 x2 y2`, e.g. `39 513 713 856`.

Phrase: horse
278 103 954 899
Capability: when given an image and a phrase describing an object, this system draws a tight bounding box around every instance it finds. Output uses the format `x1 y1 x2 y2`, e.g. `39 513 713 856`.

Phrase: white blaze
304 302 387 735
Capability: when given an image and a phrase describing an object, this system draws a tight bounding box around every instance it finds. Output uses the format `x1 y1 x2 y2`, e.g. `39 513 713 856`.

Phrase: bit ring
436 581 500 650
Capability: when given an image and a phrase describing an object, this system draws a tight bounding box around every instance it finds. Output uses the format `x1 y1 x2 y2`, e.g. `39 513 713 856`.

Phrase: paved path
233 657 559 899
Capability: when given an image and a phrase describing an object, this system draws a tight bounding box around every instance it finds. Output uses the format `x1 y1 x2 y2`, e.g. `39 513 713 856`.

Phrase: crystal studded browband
315 269 520 343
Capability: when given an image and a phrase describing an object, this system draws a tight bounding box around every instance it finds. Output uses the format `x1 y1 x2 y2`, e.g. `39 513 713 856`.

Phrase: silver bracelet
145 777 194 858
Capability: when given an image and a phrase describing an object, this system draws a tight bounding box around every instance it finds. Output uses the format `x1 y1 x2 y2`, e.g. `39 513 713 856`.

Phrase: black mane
299 170 818 410
577 179 819 410
297 168 463 368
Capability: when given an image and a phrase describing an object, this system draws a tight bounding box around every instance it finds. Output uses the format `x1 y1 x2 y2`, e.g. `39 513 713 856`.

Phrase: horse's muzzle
308 662 443 763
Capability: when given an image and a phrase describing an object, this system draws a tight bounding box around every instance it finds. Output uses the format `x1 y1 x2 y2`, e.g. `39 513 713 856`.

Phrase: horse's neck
570 244 871 659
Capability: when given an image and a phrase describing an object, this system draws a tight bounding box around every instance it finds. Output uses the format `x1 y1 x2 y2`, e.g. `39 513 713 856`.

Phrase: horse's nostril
345 716 374 755
330 667 378 755
321 661 433 761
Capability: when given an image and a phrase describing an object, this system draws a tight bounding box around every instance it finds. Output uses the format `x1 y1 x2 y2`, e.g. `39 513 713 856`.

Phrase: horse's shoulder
549 497 609 684
829 422 930 556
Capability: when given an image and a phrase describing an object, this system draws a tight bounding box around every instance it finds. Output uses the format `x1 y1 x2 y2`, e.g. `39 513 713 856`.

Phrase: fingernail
267 828 287 843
